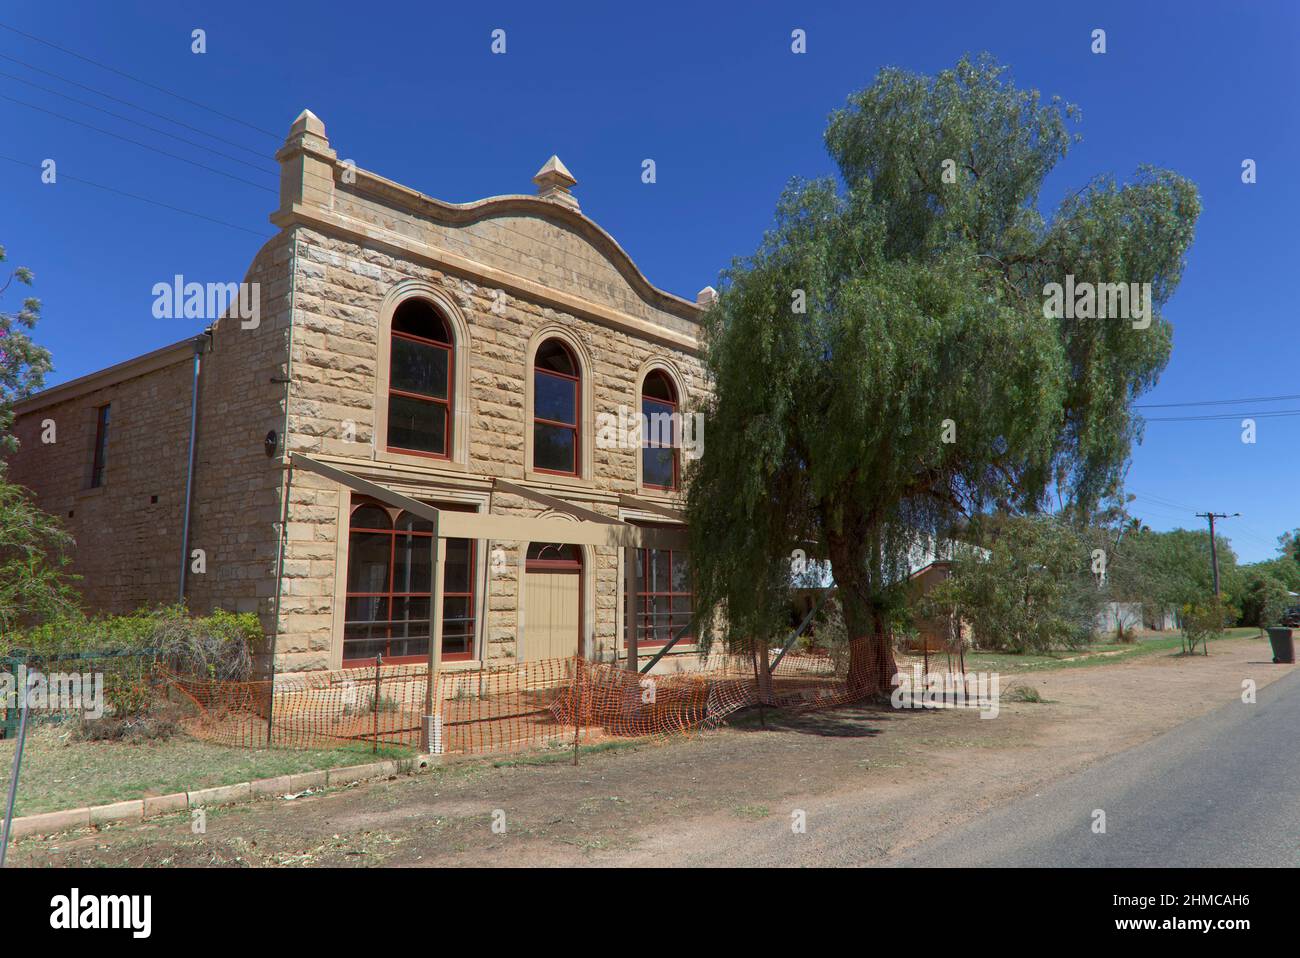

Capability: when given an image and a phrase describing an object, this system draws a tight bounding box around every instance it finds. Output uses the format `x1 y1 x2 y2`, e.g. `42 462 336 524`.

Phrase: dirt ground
8 635 1289 867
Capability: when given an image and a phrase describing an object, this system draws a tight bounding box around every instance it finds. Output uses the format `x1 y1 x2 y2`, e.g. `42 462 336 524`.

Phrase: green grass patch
0 724 408 817
963 627 1258 674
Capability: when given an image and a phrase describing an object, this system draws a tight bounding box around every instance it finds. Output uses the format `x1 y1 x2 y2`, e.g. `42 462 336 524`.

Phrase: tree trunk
827 528 898 696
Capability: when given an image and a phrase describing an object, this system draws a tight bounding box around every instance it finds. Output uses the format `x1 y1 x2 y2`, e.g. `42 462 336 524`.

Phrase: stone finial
533 155 579 210
696 286 718 307
273 108 337 221
288 108 327 140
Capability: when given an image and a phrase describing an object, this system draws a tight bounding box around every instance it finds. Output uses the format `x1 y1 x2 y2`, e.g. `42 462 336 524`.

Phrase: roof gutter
178 332 209 605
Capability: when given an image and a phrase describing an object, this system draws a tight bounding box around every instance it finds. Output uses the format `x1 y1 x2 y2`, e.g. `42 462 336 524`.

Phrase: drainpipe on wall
267 232 300 718
178 332 208 605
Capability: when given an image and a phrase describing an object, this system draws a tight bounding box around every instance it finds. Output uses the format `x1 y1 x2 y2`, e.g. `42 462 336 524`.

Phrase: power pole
1195 511 1239 596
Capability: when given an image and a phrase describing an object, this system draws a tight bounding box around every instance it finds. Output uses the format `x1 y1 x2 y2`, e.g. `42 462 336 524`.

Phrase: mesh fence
1 648 163 738
161 638 926 756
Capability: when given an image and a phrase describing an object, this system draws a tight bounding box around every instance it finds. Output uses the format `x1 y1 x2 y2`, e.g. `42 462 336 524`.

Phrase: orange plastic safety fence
161 637 918 756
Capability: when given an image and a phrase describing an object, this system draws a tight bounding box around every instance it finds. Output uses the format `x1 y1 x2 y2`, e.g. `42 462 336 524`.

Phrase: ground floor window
626 547 692 646
343 497 476 665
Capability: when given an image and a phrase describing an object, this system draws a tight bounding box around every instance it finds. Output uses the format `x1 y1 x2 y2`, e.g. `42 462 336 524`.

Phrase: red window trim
342 499 476 666
386 326 453 461
641 386 680 492
630 547 693 648
532 343 580 477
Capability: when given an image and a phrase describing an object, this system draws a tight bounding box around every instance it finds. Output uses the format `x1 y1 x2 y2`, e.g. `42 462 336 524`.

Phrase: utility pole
1195 512 1240 596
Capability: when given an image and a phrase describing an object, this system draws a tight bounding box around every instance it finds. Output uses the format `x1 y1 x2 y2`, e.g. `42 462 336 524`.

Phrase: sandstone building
6 110 713 678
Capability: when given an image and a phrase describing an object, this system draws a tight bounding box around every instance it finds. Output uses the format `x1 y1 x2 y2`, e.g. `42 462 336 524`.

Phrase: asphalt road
897 665 1300 867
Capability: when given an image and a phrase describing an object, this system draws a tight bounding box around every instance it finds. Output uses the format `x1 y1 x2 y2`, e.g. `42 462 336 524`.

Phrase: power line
0 67 278 174
0 91 276 194
0 153 272 238
0 21 280 140
0 50 270 160
1135 393 1300 409
1142 410 1300 422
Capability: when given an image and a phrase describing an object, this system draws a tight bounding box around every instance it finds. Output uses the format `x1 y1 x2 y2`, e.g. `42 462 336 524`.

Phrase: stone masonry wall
6 354 196 614
183 233 294 647
276 219 708 673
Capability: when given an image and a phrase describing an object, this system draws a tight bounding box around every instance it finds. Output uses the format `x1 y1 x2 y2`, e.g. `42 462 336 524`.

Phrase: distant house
787 537 987 650
1096 601 1178 636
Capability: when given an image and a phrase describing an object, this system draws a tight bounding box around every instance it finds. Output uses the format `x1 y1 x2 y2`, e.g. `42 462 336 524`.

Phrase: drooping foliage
687 55 1200 688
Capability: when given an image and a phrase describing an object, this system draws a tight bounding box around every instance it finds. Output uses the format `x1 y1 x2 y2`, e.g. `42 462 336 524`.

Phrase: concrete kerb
5 755 434 840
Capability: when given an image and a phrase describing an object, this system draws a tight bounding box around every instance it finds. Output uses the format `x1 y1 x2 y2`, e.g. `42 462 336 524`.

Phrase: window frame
385 307 454 461
629 547 693 647
531 340 581 477
341 498 477 666
90 403 111 489
640 371 680 492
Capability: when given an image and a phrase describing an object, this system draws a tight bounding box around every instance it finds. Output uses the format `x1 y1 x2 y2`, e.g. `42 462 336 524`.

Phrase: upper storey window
387 299 452 458
532 339 580 475
90 403 111 488
641 371 679 491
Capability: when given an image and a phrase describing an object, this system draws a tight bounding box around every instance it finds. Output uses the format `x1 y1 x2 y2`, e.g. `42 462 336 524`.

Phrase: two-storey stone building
6 110 714 679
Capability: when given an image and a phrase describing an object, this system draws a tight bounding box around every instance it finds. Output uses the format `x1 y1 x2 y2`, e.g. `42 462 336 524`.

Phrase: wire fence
161 638 927 757
1 648 163 739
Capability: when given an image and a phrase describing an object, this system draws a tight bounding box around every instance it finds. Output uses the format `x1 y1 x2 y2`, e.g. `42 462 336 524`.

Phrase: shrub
4 606 260 726
4 604 259 678
1181 597 1230 654
1003 684 1044 703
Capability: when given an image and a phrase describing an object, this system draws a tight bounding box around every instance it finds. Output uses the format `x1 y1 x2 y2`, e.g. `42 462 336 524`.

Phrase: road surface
897 666 1300 866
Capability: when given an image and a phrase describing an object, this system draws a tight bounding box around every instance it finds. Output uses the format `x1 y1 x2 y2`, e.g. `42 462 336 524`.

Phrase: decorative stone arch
634 356 689 496
523 324 595 485
514 510 597 661
374 280 471 467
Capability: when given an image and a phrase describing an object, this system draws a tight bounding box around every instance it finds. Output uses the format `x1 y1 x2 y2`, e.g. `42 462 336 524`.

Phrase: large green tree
0 242 75 629
1 244 52 449
687 55 1200 691
921 514 1103 653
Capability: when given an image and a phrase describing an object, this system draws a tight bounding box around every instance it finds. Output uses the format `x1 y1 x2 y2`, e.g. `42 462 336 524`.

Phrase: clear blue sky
2 0 1296 561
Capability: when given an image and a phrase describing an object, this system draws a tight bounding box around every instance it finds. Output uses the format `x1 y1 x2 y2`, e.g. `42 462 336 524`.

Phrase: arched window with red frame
532 339 580 475
343 498 476 665
387 298 453 458
641 370 679 491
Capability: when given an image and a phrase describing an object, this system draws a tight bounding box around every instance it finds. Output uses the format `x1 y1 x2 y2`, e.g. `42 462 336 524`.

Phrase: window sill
633 485 685 505
374 447 470 473
524 469 592 490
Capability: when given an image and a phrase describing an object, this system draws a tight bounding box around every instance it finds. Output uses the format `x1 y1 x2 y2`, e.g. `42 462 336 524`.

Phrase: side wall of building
6 351 196 614
4 234 292 640
183 234 294 645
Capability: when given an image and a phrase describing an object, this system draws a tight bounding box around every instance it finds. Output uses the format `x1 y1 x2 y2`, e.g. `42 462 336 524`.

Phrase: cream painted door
524 570 580 661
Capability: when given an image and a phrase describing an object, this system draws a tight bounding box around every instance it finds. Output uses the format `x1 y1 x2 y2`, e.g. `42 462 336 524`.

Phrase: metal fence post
1 675 32 868
372 653 382 754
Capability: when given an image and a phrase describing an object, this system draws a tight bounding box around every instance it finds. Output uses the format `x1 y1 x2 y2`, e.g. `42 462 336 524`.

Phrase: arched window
343 498 476 665
532 339 580 475
641 370 679 491
387 298 453 458
525 542 582 568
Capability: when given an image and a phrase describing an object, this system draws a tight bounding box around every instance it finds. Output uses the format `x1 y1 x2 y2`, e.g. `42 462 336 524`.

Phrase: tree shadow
725 699 938 738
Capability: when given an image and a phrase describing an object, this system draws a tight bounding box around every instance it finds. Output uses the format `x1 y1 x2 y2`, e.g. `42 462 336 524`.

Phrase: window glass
388 394 447 454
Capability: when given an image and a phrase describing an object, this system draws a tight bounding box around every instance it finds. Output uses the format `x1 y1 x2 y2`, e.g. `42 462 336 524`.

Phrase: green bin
1266 627 1295 664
